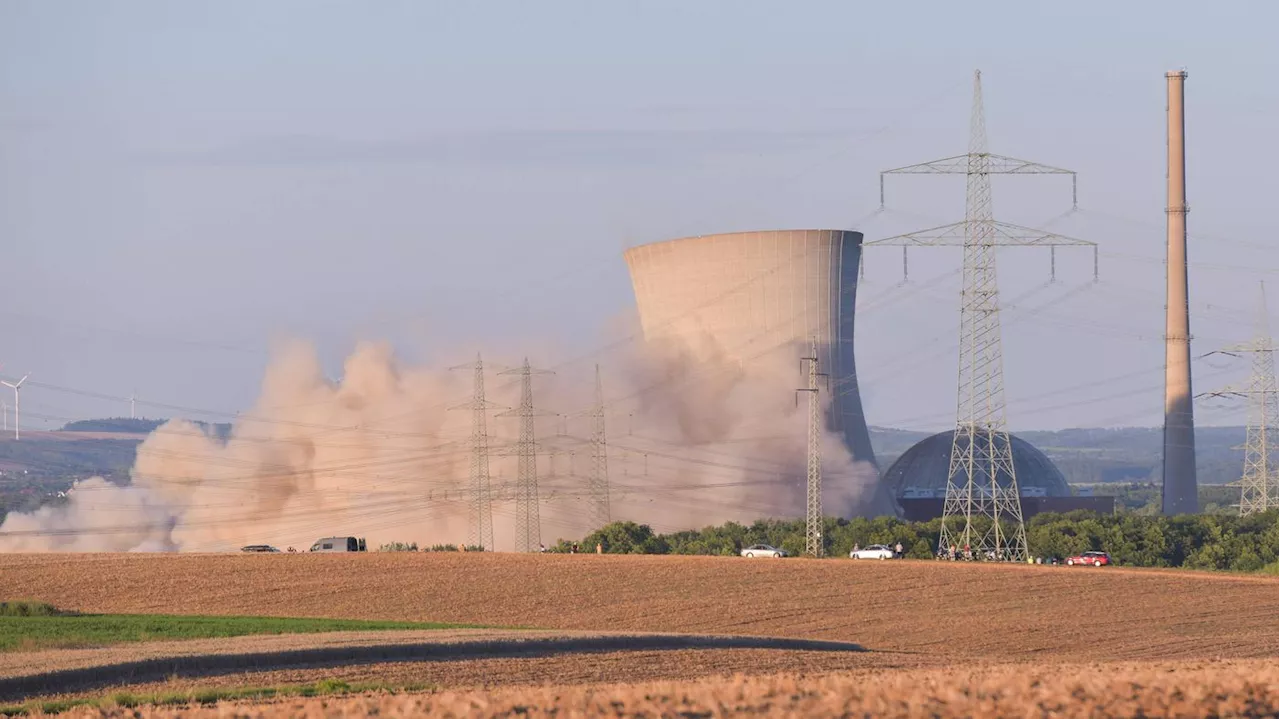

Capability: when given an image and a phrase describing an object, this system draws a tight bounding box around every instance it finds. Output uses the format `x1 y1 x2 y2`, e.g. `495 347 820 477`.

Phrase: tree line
547 510 1279 573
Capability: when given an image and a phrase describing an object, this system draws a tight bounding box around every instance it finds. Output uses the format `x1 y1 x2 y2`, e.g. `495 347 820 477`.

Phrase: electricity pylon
449 354 498 551
1201 285 1278 515
868 70 1097 561
588 364 612 529
797 338 827 558
498 358 554 553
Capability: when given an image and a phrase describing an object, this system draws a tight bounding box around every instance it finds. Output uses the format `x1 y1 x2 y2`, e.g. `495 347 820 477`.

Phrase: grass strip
0 605 483 653
0 679 439 716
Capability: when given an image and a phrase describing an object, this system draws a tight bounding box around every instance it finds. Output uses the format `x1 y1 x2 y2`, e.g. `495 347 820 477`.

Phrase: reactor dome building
884 429 1071 500
882 429 1117 520
623 229 898 517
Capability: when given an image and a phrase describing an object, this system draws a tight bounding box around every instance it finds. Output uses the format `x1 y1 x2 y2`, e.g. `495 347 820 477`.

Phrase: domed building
883 430 1071 504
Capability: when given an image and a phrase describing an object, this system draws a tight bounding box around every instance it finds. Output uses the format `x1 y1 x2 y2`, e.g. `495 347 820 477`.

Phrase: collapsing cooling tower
623 229 898 516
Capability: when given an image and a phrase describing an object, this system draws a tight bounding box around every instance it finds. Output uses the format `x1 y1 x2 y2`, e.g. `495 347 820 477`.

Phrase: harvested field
2 553 1275 662
38 658 1280 718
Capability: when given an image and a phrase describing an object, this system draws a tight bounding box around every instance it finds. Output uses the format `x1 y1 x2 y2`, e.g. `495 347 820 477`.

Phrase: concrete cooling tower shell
624 229 897 517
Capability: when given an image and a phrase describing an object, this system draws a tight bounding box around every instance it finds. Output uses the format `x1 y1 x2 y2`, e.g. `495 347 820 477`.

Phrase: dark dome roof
884 430 1070 498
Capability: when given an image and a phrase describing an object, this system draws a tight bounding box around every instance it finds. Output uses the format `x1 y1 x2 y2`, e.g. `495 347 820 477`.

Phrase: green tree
582 521 668 554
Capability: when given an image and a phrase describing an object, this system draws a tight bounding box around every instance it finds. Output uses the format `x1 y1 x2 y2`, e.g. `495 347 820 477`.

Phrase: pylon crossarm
985 154 1075 175
1195 389 1248 401
867 221 1094 247
865 221 969 246
989 221 1094 247
883 153 1074 176
881 154 972 175
881 154 1077 207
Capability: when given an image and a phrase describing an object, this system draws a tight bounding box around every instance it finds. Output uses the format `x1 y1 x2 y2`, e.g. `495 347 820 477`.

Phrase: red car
1065 551 1111 567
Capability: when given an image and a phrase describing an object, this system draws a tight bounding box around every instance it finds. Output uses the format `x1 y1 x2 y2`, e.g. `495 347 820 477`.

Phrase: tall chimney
1162 69 1197 514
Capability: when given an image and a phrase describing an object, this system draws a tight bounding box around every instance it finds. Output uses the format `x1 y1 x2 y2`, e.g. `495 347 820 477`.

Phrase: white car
850 544 895 560
740 544 786 558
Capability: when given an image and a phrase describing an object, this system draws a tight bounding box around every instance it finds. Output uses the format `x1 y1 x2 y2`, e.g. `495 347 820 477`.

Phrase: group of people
934 545 1063 564
538 542 604 554
936 544 1013 562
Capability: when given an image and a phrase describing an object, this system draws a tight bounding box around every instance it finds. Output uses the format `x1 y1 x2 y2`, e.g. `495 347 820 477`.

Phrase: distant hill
869 425 1246 486
0 420 1259 525
61 418 164 434
59 418 233 439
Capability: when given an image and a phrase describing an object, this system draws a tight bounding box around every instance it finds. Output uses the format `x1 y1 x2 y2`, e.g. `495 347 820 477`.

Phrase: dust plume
0 335 885 552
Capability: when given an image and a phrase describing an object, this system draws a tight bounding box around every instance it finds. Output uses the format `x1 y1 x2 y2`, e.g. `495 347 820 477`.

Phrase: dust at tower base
624 229 899 518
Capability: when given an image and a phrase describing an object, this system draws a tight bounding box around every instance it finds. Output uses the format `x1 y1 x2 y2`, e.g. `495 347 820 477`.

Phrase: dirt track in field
0 632 874 701
0 630 608 678
3 553 1275 662
46 658 1280 719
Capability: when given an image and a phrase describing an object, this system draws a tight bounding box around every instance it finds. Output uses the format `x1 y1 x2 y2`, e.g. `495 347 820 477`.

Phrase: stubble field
1 552 1276 716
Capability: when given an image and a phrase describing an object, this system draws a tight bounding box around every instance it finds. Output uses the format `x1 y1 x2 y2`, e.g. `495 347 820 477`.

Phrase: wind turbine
1 374 29 440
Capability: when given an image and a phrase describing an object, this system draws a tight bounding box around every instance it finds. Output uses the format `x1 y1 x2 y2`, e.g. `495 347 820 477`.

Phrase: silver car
850 544 895 560
740 544 787 558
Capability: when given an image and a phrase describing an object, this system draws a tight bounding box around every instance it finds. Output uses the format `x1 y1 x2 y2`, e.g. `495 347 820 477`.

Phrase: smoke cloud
0 334 883 552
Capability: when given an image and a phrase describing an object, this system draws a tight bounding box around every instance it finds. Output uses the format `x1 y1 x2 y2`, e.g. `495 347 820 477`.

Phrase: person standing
894 542 903 559
596 542 603 555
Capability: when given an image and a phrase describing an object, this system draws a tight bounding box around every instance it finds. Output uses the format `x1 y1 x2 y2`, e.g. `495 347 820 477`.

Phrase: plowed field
2 553 1275 661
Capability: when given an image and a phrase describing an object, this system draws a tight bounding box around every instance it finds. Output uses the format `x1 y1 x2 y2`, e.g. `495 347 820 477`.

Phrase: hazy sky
1 1 1276 433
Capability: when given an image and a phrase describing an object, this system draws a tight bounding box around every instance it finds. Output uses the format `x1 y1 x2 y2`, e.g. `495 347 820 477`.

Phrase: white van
309 536 367 553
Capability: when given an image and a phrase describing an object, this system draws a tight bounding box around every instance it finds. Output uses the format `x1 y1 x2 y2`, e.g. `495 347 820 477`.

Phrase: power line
588 364 612 531
1199 284 1278 516
448 354 498 551
797 338 826 557
876 70 1083 562
497 358 553 552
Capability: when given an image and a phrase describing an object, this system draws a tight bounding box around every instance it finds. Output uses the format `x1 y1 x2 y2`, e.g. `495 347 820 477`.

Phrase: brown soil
45 658 1280 718
2 553 1274 662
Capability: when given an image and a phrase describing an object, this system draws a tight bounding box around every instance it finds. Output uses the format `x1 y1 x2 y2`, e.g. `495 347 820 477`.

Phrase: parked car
850 544 895 560
740 544 786 558
309 536 368 553
240 545 281 553
1065 550 1111 567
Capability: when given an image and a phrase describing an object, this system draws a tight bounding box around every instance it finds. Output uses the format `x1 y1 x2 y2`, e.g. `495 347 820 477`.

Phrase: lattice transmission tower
588 364 612 529
498 358 554 552
1201 285 1278 515
797 338 828 557
448 354 498 551
869 70 1097 561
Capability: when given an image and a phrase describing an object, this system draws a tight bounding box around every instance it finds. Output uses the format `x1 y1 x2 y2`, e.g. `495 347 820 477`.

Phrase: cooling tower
623 229 898 517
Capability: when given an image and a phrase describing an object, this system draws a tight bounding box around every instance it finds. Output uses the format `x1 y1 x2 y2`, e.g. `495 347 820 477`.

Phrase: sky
0 0 1276 434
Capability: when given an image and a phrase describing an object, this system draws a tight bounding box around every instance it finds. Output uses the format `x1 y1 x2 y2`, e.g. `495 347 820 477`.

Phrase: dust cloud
0 336 885 553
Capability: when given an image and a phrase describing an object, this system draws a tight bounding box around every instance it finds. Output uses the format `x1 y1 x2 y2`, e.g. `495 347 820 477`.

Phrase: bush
377 542 418 552
582 521 668 554
427 544 458 552
0 601 68 617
